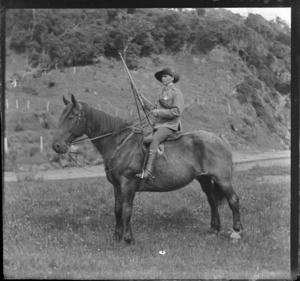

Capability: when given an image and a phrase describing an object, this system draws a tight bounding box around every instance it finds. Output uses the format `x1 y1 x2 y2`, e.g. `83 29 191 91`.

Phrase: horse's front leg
121 178 139 245
113 185 123 243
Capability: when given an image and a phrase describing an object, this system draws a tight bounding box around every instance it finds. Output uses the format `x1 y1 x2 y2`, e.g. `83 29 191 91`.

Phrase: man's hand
150 109 160 117
151 108 180 119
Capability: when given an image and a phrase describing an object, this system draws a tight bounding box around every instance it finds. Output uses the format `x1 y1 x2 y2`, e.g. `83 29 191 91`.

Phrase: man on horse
136 67 184 180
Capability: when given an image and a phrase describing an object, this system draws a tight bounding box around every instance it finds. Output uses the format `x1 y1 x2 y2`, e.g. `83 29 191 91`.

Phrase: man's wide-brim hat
155 67 180 83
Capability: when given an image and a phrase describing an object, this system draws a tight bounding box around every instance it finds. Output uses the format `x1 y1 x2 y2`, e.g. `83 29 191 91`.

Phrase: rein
71 132 114 144
105 133 144 173
68 108 148 172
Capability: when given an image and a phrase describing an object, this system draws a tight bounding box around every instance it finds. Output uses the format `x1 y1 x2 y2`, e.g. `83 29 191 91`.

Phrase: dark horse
52 94 243 244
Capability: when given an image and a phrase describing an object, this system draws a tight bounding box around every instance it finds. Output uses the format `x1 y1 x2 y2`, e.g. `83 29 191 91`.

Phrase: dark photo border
1 0 298 279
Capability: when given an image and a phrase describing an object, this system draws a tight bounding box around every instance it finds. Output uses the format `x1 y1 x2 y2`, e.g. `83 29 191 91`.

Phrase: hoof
114 231 123 243
123 238 135 246
207 228 219 238
229 229 243 240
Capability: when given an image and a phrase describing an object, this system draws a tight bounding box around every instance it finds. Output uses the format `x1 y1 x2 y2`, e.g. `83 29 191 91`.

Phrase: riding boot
136 150 157 180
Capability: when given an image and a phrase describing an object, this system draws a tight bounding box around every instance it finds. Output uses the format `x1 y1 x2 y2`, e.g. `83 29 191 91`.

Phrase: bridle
65 104 148 172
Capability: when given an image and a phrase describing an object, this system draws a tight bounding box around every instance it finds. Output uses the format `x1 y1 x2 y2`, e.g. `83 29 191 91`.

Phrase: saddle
142 130 183 156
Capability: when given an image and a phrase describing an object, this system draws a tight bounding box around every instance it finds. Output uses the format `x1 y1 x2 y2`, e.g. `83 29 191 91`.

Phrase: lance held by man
118 52 153 128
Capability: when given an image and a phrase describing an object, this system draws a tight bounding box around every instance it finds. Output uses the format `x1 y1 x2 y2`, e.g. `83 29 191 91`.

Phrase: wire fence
5 95 232 117
4 97 152 120
4 95 233 155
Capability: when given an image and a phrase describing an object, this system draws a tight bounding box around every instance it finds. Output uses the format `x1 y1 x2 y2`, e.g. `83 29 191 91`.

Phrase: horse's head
52 94 86 154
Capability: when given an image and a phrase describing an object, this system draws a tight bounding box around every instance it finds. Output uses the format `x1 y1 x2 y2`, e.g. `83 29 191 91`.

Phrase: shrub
257 69 276 90
14 122 24 132
125 43 142 70
246 48 264 69
251 94 277 132
276 32 290 46
236 80 257 104
242 117 255 127
29 147 39 157
284 97 291 109
244 76 262 90
274 82 290 95
9 29 31 53
23 87 39 96
196 33 218 54
269 90 282 105
152 56 162 67
269 41 289 60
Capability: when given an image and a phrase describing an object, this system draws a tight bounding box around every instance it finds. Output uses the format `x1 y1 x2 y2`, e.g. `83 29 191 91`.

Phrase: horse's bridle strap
71 132 113 144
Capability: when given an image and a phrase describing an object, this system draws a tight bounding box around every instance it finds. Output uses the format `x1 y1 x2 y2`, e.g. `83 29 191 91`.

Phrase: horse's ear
71 94 82 109
63 95 70 106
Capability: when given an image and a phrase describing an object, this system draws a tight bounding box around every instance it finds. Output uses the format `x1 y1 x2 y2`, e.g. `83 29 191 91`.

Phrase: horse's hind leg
198 175 221 233
216 180 243 238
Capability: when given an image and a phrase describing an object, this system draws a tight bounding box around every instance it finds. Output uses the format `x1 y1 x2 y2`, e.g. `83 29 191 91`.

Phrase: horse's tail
219 133 234 181
199 176 226 205
213 182 226 205
219 133 232 151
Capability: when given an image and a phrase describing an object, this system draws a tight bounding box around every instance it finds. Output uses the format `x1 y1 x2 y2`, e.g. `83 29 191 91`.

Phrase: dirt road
4 150 290 182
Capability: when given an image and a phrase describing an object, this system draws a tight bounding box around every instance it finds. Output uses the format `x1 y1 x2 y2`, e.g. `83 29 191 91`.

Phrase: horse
52 94 243 244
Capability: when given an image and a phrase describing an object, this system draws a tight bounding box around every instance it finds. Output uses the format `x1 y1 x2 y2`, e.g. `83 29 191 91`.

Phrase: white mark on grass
159 251 166 255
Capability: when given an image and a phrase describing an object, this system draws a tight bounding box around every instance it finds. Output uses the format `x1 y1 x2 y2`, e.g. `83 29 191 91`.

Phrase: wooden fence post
6 99 8 109
16 99 19 109
40 136 43 153
4 137 8 154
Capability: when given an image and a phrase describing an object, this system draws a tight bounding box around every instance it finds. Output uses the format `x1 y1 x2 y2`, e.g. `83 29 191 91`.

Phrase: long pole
119 53 142 122
119 52 153 127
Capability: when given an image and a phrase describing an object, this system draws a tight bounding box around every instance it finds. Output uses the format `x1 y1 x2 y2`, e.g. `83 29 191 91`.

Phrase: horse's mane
82 102 132 135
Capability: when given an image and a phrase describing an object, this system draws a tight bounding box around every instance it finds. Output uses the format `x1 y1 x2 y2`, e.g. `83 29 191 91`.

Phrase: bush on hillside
251 94 277 132
244 76 262 90
274 81 290 96
14 122 24 132
236 80 257 104
23 87 39 96
245 13 277 40
257 69 276 90
6 8 290 74
269 41 289 60
9 30 31 53
276 32 290 46
236 79 277 133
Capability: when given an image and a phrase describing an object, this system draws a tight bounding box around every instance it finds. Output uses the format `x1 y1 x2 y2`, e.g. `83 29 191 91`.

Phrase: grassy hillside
4 49 290 170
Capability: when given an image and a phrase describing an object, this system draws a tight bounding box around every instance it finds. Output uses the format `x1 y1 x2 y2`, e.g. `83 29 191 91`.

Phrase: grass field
3 166 290 279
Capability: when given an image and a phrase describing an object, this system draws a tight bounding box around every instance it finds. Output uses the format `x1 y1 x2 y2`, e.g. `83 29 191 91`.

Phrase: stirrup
136 170 145 179
136 170 154 180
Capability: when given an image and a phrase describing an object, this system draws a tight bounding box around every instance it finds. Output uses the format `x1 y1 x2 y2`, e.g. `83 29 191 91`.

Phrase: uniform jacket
141 83 184 131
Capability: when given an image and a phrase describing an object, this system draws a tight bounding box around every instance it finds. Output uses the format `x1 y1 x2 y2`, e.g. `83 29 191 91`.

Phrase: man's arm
151 88 184 119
